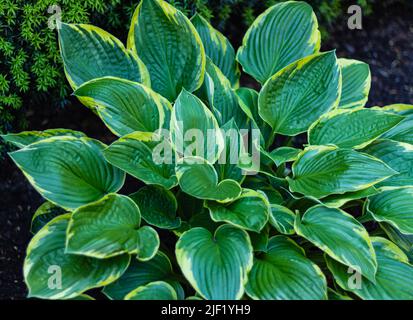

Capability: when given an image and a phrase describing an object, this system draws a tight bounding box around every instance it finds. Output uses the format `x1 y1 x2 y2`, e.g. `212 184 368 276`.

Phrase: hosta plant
3 0 413 300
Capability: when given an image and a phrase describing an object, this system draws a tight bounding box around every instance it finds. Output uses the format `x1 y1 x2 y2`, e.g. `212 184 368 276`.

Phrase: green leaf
124 281 177 300
258 51 341 136
9 137 125 210
362 139 413 187
308 108 403 149
1 129 86 148
67 194 159 259
367 187 413 235
382 104 413 116
74 77 171 137
202 58 247 128
31 202 67 234
321 186 379 208
261 147 301 167
135 226 160 261
170 89 224 163
295 205 377 282
24 214 129 299
58 23 149 89
191 14 240 87
269 204 295 235
287 145 396 198
381 223 413 262
176 224 253 300
245 236 327 300
128 0 205 101
338 58 371 109
382 116 413 144
205 189 270 232
130 185 181 229
236 87 272 143
237 1 320 83
103 251 183 300
176 156 242 202
327 237 413 299
214 119 245 183
104 131 177 189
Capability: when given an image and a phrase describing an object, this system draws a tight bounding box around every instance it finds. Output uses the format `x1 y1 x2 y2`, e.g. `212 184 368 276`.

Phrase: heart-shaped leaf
9 137 125 210
295 205 377 282
170 89 224 163
338 58 371 109
308 108 403 149
74 77 171 137
176 156 242 202
24 214 129 299
367 187 413 235
237 1 320 84
58 23 149 89
363 139 413 187
191 14 240 87
327 237 413 299
124 281 177 300
128 0 205 101
176 224 253 300
258 51 341 136
103 251 183 300
130 185 181 229
287 145 397 198
67 194 159 260
1 129 86 148
206 189 270 232
245 236 327 300
104 131 177 189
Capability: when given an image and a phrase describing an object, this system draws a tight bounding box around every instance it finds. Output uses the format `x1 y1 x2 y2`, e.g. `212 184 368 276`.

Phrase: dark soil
1 3 412 300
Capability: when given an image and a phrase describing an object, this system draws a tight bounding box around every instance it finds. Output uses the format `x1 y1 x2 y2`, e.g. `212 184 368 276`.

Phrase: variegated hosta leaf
308 108 403 149
191 14 240 87
287 145 397 198
245 236 327 300
31 202 67 234
261 147 301 167
363 139 413 187
205 189 270 233
24 214 130 299
130 185 181 229
1 129 86 148
58 23 149 89
258 51 341 136
214 119 245 183
176 224 253 300
103 131 177 189
338 58 371 109
327 237 413 300
176 156 242 202
381 223 413 262
236 87 272 143
128 0 205 101
295 205 377 282
380 104 413 144
170 89 224 163
74 77 171 137
367 187 413 235
125 281 177 300
269 204 295 235
237 1 320 84
321 187 379 208
67 194 159 260
103 251 183 300
9 137 125 210
203 58 247 128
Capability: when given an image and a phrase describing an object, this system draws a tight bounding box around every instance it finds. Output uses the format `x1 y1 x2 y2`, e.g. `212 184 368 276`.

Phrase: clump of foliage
3 0 413 300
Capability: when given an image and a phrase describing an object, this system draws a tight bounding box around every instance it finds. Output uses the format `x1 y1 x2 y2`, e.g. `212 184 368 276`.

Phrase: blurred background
0 0 412 299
